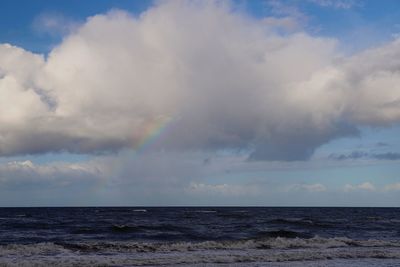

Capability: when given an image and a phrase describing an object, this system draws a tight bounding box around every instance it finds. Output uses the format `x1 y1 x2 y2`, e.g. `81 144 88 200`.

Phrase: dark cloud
376 142 389 147
373 152 400 160
250 123 359 161
329 151 400 161
328 151 368 160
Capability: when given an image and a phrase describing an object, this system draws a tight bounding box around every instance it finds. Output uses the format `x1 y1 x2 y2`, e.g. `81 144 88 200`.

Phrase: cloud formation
329 151 400 161
286 183 327 192
308 0 359 9
1 155 400 206
0 160 101 189
1 1 400 161
344 182 376 192
186 182 259 196
383 183 400 192
32 13 79 37
0 152 205 205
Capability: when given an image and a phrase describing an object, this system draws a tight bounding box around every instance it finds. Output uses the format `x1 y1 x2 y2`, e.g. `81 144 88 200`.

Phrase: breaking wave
50 236 400 253
1 236 400 254
1 236 400 266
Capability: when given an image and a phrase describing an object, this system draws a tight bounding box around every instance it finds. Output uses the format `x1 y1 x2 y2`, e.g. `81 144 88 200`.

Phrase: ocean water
1 207 400 266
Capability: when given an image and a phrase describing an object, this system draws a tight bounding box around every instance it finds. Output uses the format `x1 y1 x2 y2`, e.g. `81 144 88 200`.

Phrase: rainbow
88 115 174 195
132 115 174 153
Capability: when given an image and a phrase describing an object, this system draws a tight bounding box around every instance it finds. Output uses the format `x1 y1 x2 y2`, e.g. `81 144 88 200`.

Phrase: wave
255 230 313 239
1 237 400 266
132 209 147 212
4 236 399 254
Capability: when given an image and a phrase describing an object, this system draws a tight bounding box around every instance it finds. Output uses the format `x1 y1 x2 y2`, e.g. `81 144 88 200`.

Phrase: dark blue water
1 207 399 244
2 207 400 266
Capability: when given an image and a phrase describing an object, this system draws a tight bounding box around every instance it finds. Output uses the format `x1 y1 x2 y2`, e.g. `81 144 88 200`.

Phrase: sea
1 207 400 266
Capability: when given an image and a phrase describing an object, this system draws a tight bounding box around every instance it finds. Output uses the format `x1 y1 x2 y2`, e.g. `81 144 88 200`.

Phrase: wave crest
2 237 400 266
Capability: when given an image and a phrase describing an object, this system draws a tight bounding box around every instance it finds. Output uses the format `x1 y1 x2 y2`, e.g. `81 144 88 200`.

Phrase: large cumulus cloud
1 0 400 161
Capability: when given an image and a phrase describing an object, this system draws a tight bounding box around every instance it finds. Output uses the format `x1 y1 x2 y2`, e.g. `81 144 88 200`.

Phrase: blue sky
1 0 400 206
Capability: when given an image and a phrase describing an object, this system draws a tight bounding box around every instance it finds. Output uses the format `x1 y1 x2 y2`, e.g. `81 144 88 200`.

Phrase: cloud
344 182 376 192
376 142 389 147
1 153 400 206
1 1 400 161
373 152 400 160
262 16 301 32
32 13 80 37
267 0 308 23
0 160 102 189
383 183 400 192
186 182 260 196
287 183 327 192
329 151 400 160
328 151 368 160
308 0 359 9
0 150 212 205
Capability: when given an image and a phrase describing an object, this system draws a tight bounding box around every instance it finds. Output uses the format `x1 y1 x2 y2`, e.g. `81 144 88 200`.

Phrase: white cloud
287 183 327 192
1 1 400 161
267 0 308 23
343 182 376 192
308 0 359 9
383 183 400 192
186 182 259 196
0 159 102 188
0 151 259 204
1 154 400 206
262 17 301 32
32 13 80 36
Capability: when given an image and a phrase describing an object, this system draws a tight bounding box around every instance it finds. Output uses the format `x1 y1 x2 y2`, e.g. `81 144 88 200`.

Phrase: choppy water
1 207 400 266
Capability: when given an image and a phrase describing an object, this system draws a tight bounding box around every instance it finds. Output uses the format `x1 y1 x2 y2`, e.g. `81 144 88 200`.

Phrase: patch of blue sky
0 152 91 165
203 160 400 190
314 126 400 158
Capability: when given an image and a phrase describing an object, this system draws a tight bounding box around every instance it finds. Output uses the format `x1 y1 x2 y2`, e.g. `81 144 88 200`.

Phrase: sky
1 0 400 206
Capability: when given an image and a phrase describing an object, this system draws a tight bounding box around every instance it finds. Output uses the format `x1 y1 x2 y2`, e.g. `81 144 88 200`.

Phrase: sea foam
1 237 400 266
